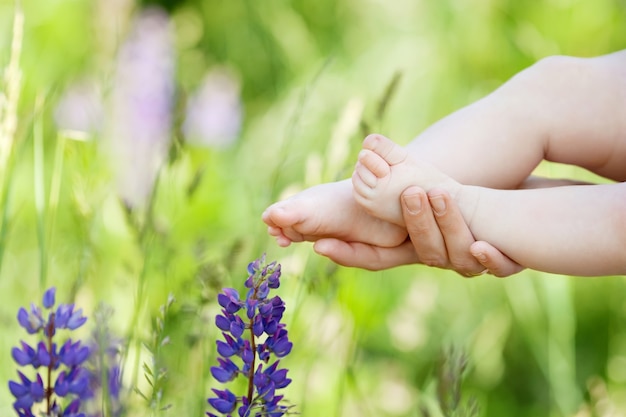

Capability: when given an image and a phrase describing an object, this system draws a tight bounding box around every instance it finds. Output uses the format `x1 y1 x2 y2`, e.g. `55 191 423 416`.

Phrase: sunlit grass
0 0 625 416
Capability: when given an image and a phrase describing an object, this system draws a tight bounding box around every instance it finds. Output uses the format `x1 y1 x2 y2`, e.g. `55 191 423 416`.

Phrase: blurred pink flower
183 69 242 149
53 79 103 140
106 8 175 209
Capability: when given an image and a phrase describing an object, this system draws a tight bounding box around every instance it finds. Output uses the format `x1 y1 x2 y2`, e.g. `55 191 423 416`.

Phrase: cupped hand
313 186 524 277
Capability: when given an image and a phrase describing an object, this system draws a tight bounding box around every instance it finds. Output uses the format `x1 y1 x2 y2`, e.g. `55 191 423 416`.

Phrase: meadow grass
0 1 626 416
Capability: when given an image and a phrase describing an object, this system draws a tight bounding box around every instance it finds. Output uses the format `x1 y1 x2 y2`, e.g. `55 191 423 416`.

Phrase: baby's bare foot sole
263 180 408 248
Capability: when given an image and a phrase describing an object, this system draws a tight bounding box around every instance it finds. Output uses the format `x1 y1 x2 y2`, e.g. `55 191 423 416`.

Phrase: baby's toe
362 134 407 166
353 160 379 187
358 149 390 179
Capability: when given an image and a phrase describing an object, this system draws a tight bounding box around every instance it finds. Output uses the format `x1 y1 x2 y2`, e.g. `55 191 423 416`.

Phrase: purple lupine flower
211 358 239 383
17 304 45 334
106 7 175 209
182 68 242 149
42 287 56 309
207 255 293 417
218 288 243 314
57 399 86 417
9 371 45 409
253 361 291 402
83 303 126 417
58 339 91 367
9 287 91 416
208 389 238 414
12 341 38 367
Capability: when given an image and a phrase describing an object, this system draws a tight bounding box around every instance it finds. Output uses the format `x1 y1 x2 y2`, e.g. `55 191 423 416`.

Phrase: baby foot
262 179 408 248
352 134 461 226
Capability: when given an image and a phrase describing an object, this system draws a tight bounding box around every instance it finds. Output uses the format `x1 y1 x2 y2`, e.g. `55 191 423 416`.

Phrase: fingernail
474 252 487 263
430 195 446 215
403 192 422 214
313 241 328 255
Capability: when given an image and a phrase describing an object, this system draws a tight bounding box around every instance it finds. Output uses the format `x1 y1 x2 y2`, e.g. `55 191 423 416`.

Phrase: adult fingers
426 189 486 276
470 241 525 277
313 238 419 271
400 187 450 268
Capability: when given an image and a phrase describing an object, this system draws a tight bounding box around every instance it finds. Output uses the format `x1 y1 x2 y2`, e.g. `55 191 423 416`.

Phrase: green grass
0 0 626 416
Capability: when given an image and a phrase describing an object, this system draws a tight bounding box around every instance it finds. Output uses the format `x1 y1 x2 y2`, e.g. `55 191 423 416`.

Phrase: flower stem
46 313 55 415
247 286 259 405
247 319 256 404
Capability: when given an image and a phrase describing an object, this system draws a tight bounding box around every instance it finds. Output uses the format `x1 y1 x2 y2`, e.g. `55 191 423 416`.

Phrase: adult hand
404 187 523 277
313 186 524 277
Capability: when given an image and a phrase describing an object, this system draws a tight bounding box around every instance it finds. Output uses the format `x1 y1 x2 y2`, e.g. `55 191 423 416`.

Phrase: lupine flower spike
84 304 125 417
10 287 91 417
208 255 294 417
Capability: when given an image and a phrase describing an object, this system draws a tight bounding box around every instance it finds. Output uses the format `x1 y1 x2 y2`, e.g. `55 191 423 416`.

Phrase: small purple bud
237 396 252 417
67 311 87 330
229 316 245 338
42 287 56 309
67 368 90 396
257 282 269 300
13 395 34 410
244 275 254 289
17 305 44 334
54 371 69 396
215 314 230 332
271 297 286 320
216 333 240 357
247 257 262 275
218 288 242 314
55 304 71 326
31 373 45 401
267 269 281 289
271 296 285 309
36 342 51 367
242 340 254 365
12 341 36 367
9 378 29 397
245 299 257 320
264 319 278 335
17 308 30 330
259 349 270 362
270 368 289 386
272 337 293 358
109 366 122 398
208 389 237 414
259 302 273 317
253 365 276 402
210 367 232 383
253 315 264 337
59 340 90 367
216 341 236 357
211 357 239 383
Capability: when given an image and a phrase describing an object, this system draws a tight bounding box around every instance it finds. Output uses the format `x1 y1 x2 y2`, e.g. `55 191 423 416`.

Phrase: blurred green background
0 0 625 416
